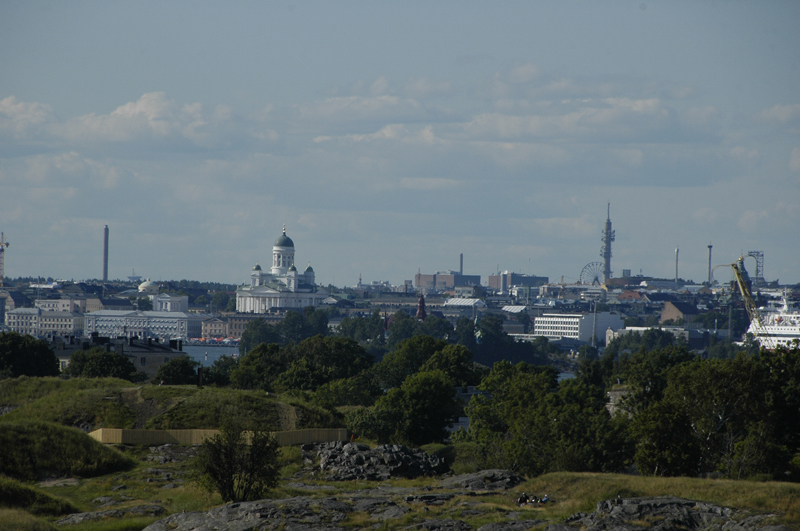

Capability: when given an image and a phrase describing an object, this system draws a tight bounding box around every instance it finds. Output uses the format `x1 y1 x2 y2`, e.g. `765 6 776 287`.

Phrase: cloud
791 147 800 173
403 78 453 99
757 104 800 125
0 96 56 140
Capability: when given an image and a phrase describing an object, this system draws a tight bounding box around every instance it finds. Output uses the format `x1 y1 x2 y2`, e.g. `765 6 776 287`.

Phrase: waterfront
183 344 239 367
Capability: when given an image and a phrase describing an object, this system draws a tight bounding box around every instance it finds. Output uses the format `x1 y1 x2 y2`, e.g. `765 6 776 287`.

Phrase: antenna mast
600 203 615 284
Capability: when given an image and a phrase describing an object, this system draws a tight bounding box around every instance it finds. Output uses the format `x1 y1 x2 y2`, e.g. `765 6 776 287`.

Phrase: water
183 344 240 367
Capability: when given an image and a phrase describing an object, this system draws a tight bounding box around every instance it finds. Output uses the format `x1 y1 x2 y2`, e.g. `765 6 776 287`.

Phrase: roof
274 228 294 248
502 305 528 313
443 298 487 308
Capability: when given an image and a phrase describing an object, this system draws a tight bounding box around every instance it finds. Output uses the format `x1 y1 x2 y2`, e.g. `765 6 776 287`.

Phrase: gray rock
91 496 116 506
478 521 547 531
440 470 525 491
57 505 165 526
316 441 448 481
407 519 473 530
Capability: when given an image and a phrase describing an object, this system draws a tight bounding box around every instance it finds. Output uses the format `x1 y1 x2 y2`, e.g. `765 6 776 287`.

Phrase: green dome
274 226 294 248
288 263 297 272
252 263 262 271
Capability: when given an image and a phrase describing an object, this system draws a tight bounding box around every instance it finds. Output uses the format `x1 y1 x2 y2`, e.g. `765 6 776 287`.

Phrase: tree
239 319 281 355
419 344 479 386
194 418 280 502
206 355 238 387
0 331 59 379
387 311 417 349
275 336 373 391
66 347 145 382
230 343 288 391
375 335 447 389
368 370 461 446
153 356 200 385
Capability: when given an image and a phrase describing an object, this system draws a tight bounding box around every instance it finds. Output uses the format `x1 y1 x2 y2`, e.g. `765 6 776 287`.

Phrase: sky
1 1 799 288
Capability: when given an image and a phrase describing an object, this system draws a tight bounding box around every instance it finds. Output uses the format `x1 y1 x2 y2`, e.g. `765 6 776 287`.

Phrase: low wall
88 427 349 446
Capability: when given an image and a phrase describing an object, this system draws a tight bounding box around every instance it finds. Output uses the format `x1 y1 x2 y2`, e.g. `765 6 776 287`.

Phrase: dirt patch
274 402 299 431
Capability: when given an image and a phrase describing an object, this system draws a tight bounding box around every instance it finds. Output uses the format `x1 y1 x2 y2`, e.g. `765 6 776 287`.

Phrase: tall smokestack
460 253 463 275
707 244 713 284
675 247 679 287
103 225 109 282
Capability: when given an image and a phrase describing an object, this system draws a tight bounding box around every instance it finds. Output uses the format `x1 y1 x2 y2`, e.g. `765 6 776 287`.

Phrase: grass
0 508 57 531
0 422 135 481
0 386 136 429
0 476 77 516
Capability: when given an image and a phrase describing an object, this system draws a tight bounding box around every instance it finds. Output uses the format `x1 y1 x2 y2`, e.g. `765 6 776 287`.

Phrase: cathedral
235 226 329 313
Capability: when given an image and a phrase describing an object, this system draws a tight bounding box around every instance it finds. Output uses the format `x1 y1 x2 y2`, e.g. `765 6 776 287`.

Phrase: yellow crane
714 256 774 350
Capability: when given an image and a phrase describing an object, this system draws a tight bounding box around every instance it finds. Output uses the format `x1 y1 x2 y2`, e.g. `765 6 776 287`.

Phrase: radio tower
0 232 9 287
600 203 615 284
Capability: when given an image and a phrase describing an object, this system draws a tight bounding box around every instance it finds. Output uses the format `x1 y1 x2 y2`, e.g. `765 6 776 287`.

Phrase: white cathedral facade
235 227 328 313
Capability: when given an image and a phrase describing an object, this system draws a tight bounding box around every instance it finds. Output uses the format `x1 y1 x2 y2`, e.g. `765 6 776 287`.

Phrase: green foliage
230 343 286 391
0 476 76 516
152 356 200 385
239 308 330 354
376 370 462 446
616 346 695 415
465 361 631 476
630 347 800 480
0 421 134 481
65 347 146 382
418 344 481 386
275 336 373 392
604 328 677 359
194 417 280 502
311 371 381 409
205 354 238 387
375 335 448 389
0 332 59 379
0 508 58 531
338 309 386 345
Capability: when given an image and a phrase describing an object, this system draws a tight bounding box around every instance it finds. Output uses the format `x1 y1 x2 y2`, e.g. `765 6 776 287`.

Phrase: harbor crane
713 256 775 350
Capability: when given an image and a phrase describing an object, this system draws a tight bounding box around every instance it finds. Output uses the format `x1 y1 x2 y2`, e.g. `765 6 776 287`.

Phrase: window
140 357 146 366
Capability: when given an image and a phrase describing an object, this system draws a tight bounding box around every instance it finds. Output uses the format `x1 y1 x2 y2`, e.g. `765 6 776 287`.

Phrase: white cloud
0 96 56 140
508 63 539 84
403 78 453 99
757 103 800 124
370 77 390 96
790 147 800 173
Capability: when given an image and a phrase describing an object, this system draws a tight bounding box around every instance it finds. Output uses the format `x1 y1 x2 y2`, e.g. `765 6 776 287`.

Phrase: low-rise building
533 311 624 344
84 310 209 340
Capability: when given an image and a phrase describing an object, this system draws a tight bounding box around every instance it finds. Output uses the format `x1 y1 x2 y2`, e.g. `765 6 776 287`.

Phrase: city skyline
2 2 799 286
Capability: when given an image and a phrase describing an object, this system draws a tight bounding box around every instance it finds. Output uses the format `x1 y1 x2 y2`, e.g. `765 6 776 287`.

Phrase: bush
194 417 280 502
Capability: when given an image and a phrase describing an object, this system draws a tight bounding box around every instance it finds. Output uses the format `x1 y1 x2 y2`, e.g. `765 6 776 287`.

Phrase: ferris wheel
580 262 604 285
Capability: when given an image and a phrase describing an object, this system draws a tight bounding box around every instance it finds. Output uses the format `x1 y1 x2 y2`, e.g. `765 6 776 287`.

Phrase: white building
84 310 208 340
5 308 84 337
533 311 624 344
236 226 328 313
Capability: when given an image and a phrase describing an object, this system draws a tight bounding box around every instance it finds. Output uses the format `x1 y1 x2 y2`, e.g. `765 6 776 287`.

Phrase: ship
748 291 800 350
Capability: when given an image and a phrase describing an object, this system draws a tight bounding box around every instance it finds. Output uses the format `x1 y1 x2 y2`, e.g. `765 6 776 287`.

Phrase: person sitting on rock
541 494 549 503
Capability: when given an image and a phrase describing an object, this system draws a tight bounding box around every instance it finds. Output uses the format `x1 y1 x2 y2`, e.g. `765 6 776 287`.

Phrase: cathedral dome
305 263 314 273
288 263 297 272
252 263 262 271
138 278 159 293
274 226 294 248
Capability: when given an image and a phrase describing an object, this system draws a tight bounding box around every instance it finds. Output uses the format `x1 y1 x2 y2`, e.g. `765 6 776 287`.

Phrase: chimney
103 225 109 282
460 253 463 275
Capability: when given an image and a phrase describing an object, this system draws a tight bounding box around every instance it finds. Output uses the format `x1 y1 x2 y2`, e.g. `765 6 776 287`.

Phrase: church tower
271 225 295 275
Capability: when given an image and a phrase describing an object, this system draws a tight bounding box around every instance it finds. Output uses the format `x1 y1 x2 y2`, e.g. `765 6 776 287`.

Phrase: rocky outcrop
554 496 791 531
316 441 448 481
439 470 525 491
56 505 165 526
141 494 792 531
